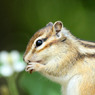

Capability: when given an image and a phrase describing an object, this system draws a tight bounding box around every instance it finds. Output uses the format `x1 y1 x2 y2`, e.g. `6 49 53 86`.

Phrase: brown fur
24 30 43 56
24 26 53 56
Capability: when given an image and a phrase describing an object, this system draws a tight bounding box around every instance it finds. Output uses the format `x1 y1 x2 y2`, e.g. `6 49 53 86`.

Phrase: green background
0 0 95 95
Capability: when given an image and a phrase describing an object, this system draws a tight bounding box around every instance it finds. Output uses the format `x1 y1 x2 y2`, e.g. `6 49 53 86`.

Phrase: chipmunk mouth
27 60 42 65
25 60 42 74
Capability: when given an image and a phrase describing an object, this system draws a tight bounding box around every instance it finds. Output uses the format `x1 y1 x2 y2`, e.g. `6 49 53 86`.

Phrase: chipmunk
23 21 95 95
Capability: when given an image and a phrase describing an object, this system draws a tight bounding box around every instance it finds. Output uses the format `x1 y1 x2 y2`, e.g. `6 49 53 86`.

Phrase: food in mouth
30 69 33 73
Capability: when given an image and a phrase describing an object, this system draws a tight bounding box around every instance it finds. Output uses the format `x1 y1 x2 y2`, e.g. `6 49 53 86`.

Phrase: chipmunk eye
36 40 43 47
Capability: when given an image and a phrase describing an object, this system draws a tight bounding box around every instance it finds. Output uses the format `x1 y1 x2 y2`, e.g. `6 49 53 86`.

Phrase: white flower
0 50 25 77
13 61 26 72
0 65 13 77
0 51 9 65
10 51 20 62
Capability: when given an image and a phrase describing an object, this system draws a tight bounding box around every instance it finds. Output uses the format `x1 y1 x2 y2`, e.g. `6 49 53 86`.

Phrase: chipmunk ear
53 21 63 33
53 21 66 40
46 22 53 27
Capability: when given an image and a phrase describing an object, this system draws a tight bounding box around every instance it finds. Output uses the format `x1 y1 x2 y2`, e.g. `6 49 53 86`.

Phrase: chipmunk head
23 21 74 65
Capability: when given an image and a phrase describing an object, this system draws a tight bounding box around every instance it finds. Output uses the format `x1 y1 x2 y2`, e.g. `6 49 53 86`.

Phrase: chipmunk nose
23 57 31 63
27 60 31 63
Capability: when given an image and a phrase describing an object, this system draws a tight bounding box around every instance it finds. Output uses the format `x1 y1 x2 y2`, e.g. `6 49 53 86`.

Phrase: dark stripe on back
77 52 95 60
85 53 95 58
79 40 95 48
81 43 95 48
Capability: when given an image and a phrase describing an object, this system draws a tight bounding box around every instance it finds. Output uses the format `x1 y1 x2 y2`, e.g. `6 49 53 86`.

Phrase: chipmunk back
23 21 95 95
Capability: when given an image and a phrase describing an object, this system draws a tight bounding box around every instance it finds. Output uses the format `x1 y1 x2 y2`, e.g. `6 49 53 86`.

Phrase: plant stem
7 75 19 95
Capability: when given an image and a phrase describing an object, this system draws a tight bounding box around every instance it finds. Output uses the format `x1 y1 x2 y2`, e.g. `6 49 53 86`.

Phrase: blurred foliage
0 0 95 95
19 72 61 95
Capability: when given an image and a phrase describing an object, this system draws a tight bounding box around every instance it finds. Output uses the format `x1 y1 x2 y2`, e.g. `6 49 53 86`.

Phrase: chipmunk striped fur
23 21 95 95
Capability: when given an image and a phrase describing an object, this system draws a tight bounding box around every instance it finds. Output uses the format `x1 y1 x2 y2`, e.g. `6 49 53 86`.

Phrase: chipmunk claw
25 62 45 73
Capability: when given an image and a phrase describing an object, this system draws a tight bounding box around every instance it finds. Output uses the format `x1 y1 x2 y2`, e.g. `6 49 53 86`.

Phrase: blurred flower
0 50 26 77
0 65 13 77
